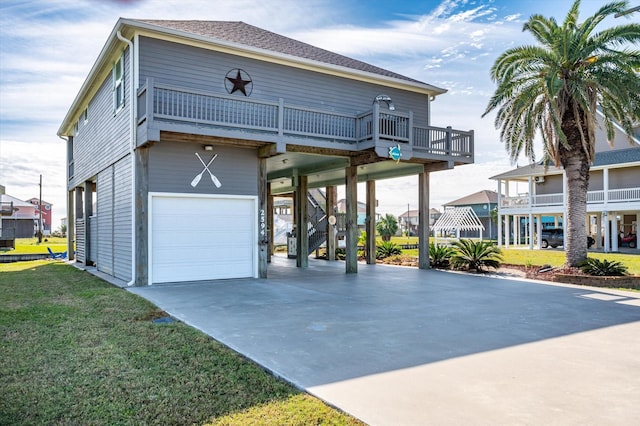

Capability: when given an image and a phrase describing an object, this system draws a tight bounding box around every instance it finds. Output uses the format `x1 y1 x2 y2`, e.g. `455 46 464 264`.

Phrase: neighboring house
491 113 640 252
397 208 441 236
443 190 499 240
58 19 474 285
0 192 38 239
336 198 368 228
27 198 53 235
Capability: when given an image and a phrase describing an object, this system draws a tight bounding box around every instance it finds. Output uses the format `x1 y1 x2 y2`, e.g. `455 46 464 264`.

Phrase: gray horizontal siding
97 167 114 275
70 48 131 189
95 155 133 281
138 37 430 127
148 142 258 196
113 156 132 281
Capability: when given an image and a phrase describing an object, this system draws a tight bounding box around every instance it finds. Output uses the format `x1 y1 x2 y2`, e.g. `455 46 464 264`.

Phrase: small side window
82 108 88 123
112 53 125 113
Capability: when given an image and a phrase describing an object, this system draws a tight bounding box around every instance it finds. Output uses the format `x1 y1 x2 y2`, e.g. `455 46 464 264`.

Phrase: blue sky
0 0 634 226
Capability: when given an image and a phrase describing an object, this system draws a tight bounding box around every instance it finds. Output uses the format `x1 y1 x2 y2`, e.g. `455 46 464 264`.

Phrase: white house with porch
490 113 640 253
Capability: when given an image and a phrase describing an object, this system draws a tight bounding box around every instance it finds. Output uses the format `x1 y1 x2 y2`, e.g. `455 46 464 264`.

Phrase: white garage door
150 194 257 284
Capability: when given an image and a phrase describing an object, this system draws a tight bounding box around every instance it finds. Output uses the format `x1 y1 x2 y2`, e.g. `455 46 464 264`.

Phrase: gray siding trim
69 48 131 189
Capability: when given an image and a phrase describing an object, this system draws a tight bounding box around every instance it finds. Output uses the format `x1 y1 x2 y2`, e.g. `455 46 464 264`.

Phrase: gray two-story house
58 19 474 285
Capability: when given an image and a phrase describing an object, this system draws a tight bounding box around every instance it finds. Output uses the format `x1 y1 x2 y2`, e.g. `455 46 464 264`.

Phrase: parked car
619 233 637 248
540 228 595 249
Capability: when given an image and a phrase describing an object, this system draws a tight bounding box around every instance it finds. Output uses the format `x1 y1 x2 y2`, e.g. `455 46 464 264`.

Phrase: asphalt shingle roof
490 146 640 180
444 190 498 206
135 20 425 84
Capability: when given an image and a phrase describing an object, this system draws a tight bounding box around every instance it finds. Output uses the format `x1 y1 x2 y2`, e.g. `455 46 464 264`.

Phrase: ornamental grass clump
451 239 503 272
429 243 455 269
579 258 628 276
376 241 402 260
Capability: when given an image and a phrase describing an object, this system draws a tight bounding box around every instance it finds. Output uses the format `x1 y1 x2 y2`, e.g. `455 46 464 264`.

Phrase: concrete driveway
129 256 640 425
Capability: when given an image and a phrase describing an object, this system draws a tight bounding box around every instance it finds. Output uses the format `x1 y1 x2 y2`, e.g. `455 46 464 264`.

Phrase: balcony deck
500 187 640 212
136 79 473 164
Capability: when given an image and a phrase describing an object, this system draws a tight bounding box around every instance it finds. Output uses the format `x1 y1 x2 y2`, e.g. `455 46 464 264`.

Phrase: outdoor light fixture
374 94 395 111
203 145 214 151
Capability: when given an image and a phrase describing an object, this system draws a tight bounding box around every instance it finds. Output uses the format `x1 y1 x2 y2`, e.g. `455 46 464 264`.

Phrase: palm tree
376 214 398 242
483 0 640 266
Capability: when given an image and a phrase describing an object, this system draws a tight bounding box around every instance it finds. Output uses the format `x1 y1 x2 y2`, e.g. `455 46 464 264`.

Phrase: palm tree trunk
563 154 589 266
560 105 591 267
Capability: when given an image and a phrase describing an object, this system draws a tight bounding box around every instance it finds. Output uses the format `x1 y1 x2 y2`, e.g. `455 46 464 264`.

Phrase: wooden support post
345 165 358 273
296 175 309 268
365 180 376 264
84 180 94 266
418 167 430 269
134 147 149 285
258 157 268 277
67 190 75 261
326 185 337 261
267 182 274 262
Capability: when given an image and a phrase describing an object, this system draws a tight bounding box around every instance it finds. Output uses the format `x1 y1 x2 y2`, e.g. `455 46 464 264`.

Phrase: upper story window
112 52 125 113
73 121 79 136
82 108 88 123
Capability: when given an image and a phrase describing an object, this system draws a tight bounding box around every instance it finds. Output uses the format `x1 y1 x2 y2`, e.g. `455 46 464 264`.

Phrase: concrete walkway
129 256 640 425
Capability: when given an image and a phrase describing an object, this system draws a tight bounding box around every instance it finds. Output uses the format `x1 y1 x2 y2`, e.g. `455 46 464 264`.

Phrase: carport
128 256 640 425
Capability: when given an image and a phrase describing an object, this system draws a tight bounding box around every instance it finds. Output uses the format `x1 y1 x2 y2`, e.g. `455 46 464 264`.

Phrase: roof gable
444 190 498 206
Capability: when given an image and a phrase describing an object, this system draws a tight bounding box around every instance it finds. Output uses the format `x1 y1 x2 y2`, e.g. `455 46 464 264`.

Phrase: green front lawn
1 237 68 254
0 261 363 425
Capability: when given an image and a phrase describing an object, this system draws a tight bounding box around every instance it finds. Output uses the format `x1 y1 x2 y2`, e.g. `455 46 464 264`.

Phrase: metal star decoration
225 68 253 96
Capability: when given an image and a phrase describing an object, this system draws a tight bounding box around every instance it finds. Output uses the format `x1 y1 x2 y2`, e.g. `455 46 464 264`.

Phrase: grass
0 260 363 425
1 237 68 254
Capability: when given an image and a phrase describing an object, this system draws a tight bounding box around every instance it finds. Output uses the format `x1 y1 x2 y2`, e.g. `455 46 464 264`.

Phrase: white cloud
0 0 553 227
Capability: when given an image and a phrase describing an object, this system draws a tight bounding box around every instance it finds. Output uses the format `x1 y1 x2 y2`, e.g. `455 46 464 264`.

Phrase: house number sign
259 208 267 243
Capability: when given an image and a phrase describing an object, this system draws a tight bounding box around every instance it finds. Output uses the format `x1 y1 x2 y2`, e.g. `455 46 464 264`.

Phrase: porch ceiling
267 150 425 195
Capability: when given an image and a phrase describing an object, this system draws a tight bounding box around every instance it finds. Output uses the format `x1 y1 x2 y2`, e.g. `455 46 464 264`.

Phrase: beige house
490 114 640 253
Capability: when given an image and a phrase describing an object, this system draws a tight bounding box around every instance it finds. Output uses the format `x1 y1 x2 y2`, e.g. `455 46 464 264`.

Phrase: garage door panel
151 195 256 283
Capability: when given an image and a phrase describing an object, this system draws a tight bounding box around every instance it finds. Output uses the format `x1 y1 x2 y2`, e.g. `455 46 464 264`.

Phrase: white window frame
112 52 125 113
82 108 88 124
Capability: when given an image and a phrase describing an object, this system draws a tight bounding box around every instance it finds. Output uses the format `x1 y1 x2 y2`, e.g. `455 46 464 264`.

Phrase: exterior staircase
306 189 328 254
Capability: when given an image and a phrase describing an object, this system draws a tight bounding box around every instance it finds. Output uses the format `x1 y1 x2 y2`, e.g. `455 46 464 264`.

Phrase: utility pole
38 174 42 243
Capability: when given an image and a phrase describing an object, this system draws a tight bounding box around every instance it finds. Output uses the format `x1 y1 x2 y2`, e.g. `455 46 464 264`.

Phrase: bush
376 241 402 259
579 258 628 276
451 239 503 272
429 243 455 269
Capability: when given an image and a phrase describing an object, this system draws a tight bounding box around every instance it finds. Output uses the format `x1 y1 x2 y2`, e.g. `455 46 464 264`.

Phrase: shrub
451 239 503 272
376 241 402 259
579 258 628 276
376 214 398 242
429 243 455 269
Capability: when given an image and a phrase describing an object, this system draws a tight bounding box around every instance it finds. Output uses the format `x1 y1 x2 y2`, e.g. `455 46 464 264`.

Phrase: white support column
603 212 611 253
536 215 542 249
504 215 510 249
595 214 602 249
528 213 534 250
498 212 503 248
612 212 620 252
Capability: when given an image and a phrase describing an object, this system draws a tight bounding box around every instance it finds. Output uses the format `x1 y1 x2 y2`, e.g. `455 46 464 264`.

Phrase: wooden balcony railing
500 187 640 208
137 79 473 161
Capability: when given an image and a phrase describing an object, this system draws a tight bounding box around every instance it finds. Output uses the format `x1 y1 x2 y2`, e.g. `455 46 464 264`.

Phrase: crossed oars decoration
191 152 222 188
